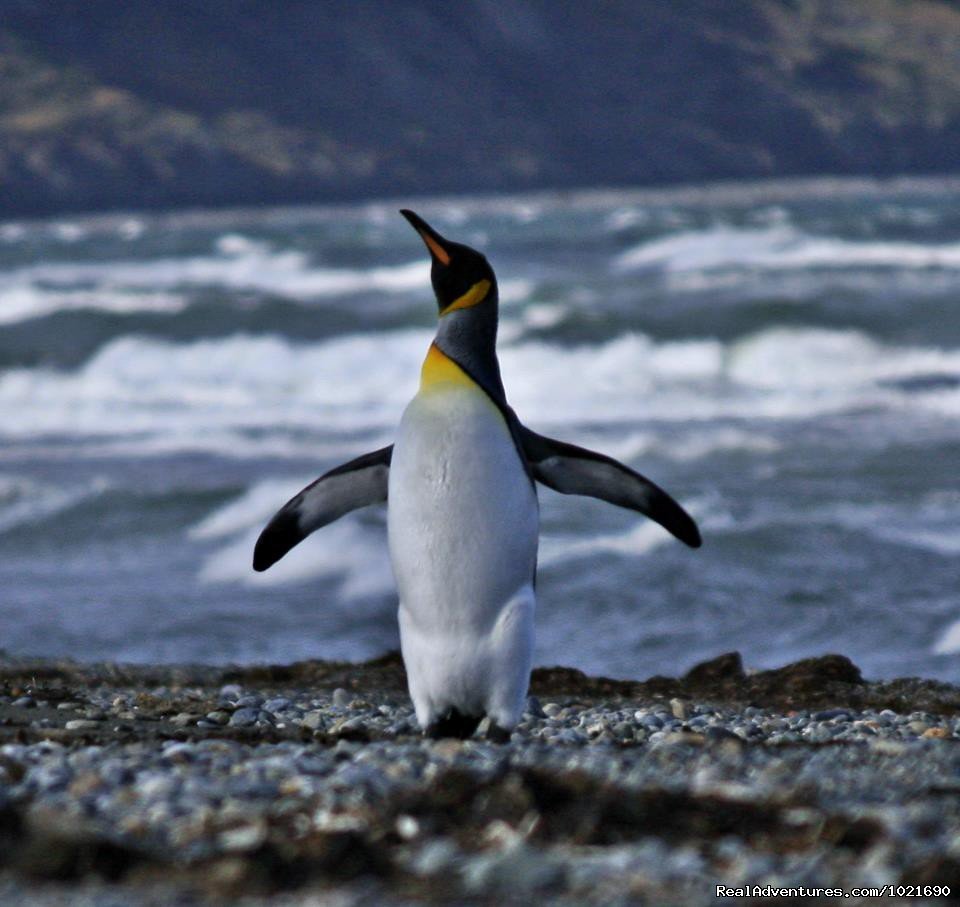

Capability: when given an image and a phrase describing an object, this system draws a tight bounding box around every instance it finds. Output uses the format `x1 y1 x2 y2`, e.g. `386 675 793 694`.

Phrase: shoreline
2 651 960 904
6 171 960 229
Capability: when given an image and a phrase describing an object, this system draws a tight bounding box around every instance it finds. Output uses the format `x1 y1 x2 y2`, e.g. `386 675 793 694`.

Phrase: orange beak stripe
420 231 451 266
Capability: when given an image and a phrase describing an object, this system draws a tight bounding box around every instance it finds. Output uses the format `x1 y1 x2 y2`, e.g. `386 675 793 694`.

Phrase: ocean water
1 179 959 681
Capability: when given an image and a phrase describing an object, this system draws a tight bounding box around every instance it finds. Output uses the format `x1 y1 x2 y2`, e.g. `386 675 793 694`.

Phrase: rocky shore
2 650 959 905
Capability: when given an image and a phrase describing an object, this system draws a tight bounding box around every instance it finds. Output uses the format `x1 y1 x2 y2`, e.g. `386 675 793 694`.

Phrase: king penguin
253 210 702 741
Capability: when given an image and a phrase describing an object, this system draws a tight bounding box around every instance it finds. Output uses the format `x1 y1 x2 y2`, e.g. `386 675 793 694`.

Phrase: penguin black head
401 209 497 316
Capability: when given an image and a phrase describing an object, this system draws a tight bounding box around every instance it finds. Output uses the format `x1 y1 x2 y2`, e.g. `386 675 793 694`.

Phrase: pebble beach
1 651 959 905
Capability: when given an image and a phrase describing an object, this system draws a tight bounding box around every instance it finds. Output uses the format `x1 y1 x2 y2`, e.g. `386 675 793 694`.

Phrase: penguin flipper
253 445 392 571
518 427 702 548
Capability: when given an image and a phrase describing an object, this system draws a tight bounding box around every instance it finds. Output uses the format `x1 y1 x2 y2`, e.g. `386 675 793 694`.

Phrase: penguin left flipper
253 445 393 571
519 426 702 549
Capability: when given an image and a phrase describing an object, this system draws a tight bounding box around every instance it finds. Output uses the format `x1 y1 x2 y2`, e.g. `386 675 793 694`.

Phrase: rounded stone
229 708 260 728
65 719 101 731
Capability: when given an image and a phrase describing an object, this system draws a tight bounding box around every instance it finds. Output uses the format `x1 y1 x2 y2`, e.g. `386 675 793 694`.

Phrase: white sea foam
51 222 87 243
604 207 651 231
193 476 394 598
0 474 108 533
511 203 544 225
17 220 958 326
716 492 960 557
0 238 431 324
918 493 960 656
0 330 427 440
662 266 960 299
189 477 312 540
0 224 26 243
933 622 960 655
0 326 957 451
615 224 960 272
117 219 146 241
539 521 675 567
728 328 960 391
214 233 269 257
198 519 394 598
858 492 960 556
538 495 722 568
521 303 569 329
17 252 429 297
498 278 536 305
0 284 187 325
593 427 781 463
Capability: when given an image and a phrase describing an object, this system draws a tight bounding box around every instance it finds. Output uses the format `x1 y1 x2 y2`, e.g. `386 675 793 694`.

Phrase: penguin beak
400 209 452 266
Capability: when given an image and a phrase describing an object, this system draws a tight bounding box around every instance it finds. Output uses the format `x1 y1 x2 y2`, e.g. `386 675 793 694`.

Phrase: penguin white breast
387 363 538 632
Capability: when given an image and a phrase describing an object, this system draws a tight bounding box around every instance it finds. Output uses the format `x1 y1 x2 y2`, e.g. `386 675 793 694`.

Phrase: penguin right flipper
519 427 702 548
253 445 392 571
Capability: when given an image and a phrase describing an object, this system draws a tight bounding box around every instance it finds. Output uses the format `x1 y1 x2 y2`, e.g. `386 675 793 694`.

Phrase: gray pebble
4 670 960 905
813 708 852 721
335 716 366 733
161 743 196 762
410 838 459 876
705 726 743 744
301 710 326 731
169 713 197 728
525 695 546 718
64 719 101 731
462 842 563 894
229 708 260 728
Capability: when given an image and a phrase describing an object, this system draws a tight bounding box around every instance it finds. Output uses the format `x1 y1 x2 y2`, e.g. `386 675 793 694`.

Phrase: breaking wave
191 476 394 598
0 236 432 326
1 326 958 452
0 474 109 534
615 224 960 273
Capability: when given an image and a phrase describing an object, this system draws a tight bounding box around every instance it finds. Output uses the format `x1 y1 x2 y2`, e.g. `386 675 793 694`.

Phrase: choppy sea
2 178 959 680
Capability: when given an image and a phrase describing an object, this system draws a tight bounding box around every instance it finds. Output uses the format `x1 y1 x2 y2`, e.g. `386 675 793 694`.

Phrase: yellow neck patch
441 279 491 315
420 343 475 391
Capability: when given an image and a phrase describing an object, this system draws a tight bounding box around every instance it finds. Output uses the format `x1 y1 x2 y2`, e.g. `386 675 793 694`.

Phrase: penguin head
401 209 497 316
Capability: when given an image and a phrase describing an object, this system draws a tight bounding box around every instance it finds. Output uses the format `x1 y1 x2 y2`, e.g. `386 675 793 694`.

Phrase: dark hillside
2 0 960 215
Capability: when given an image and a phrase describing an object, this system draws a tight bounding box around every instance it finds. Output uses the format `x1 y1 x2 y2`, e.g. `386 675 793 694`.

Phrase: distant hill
2 0 960 216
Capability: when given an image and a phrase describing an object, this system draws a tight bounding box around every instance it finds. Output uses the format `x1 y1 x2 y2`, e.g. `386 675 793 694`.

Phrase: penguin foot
485 722 511 744
424 708 482 740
